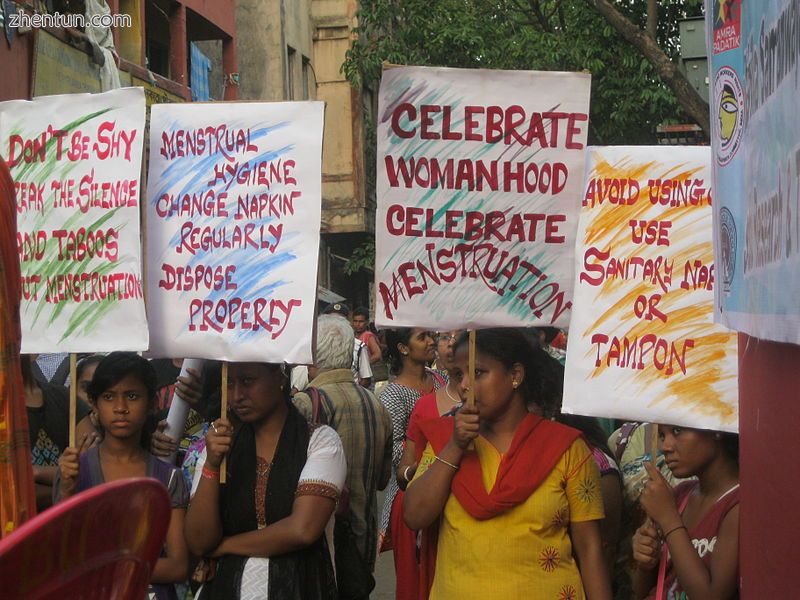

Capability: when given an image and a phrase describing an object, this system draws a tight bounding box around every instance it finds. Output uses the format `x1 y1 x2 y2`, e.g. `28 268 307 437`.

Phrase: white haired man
293 315 393 597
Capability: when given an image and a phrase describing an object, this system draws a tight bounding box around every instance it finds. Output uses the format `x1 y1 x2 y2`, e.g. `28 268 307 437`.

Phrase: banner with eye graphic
707 0 800 345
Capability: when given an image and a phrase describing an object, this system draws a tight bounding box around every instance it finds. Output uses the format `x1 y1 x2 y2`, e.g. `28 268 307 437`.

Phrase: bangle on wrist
402 465 413 482
433 455 459 471
202 465 220 480
663 524 686 540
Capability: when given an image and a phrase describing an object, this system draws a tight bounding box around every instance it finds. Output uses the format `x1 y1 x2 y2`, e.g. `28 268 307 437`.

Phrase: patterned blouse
378 370 446 539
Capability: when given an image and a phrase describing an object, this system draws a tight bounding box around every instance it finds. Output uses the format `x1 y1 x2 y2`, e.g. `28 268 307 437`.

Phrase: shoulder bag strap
654 486 694 599
307 386 323 425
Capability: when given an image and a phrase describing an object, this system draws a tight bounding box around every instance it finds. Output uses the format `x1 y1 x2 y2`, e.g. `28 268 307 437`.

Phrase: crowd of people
23 305 740 600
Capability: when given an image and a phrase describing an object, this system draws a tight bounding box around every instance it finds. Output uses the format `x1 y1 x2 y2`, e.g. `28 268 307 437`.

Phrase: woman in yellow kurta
404 329 611 600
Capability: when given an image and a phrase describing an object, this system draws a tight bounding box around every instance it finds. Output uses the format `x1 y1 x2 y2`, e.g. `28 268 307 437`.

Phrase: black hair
720 432 739 464
75 354 104 382
537 327 561 345
557 413 614 458
265 362 292 405
88 352 158 450
384 328 414 376
20 354 33 386
353 306 370 319
454 328 564 417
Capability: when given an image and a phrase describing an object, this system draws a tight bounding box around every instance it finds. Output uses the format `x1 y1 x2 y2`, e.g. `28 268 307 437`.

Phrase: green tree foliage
344 0 704 144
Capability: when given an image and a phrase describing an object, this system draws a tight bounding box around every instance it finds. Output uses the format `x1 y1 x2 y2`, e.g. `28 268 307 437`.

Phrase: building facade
0 0 237 104
236 0 373 310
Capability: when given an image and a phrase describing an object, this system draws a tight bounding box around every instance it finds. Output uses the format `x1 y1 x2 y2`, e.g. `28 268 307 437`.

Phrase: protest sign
563 146 738 433
0 88 148 353
374 66 591 329
707 0 800 344
145 102 324 363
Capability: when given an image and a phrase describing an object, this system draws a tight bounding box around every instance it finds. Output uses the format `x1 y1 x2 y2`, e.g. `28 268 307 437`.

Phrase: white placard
145 102 324 362
0 88 148 352
375 66 591 329
563 146 738 432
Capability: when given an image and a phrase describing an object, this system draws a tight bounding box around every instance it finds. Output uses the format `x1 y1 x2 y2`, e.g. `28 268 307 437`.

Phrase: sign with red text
563 146 738 432
375 66 591 329
145 102 324 362
0 88 148 352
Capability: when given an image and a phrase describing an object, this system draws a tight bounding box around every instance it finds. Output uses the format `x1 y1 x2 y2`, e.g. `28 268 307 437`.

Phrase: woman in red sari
378 327 444 600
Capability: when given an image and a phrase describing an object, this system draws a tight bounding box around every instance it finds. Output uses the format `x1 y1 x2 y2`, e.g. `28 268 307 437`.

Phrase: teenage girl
56 352 189 599
632 425 740 599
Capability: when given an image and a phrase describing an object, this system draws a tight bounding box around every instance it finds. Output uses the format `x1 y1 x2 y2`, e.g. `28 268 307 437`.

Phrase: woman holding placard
54 352 190 600
378 328 445 600
631 426 739 600
404 329 611 600
185 361 346 599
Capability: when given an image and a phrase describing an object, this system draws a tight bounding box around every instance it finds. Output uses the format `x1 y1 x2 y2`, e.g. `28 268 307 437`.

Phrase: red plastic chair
0 478 171 599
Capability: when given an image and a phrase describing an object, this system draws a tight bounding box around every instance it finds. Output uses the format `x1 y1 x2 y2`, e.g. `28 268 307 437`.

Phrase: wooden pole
220 361 228 483
467 330 476 410
69 353 77 448
651 423 659 466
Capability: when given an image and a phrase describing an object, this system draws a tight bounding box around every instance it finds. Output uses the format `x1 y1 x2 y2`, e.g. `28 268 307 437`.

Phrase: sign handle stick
646 424 660 534
69 353 77 448
467 330 476 410
220 361 228 484
651 423 659 467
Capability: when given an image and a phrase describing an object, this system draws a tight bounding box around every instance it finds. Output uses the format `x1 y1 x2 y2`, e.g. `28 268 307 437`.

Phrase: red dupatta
414 413 581 599
417 412 581 520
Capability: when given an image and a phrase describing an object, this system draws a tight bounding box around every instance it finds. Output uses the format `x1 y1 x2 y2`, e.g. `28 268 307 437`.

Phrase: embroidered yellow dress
414 437 603 600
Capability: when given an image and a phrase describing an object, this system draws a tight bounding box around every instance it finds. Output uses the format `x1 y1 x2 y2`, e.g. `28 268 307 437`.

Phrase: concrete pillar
169 4 187 87
739 333 800 596
222 37 239 101
108 0 120 50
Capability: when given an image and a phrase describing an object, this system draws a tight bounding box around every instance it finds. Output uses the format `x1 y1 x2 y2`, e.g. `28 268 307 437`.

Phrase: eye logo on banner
719 206 737 293
713 66 744 166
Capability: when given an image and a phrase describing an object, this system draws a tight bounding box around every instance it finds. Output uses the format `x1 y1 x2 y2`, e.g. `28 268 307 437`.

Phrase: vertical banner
0 88 148 352
375 66 591 329
0 157 36 536
145 102 324 363
563 147 738 432
708 0 800 344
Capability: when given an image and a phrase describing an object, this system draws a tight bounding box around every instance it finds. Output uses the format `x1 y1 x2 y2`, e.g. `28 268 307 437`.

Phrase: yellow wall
235 0 368 233
312 0 368 233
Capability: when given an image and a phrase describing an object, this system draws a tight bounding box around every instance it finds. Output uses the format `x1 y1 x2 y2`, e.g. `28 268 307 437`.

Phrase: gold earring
512 381 518 388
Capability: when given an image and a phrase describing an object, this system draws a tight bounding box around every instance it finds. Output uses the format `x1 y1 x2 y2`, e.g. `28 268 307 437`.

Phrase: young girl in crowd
55 352 189 600
378 328 445 600
23 354 97 511
632 426 740 600
404 328 611 600
397 331 464 492
184 362 346 599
